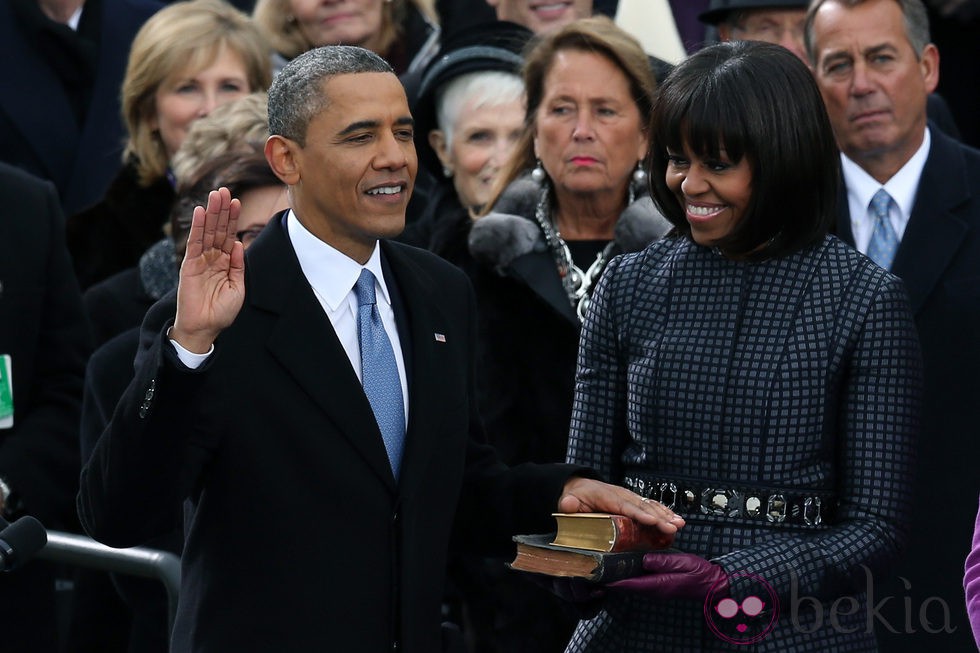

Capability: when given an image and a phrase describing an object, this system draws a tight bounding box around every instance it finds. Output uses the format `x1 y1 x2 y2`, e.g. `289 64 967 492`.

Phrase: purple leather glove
607 552 728 601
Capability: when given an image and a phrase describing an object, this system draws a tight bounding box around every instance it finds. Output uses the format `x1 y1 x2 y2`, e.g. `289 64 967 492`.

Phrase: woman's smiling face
665 141 753 247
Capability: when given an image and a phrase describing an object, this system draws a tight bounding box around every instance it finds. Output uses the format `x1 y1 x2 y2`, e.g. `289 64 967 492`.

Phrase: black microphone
0 516 48 572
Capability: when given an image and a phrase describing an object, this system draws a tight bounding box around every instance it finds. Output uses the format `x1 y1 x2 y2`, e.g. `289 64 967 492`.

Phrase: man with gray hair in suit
807 1 980 649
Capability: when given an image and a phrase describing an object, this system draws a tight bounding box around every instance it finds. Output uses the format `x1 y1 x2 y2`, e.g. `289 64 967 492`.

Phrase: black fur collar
469 175 673 272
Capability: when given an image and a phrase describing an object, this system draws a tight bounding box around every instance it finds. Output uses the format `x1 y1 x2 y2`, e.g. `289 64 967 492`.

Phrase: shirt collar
285 209 391 311
67 5 82 30
841 127 931 220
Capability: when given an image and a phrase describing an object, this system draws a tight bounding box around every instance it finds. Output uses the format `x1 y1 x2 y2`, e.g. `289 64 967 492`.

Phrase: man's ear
265 135 301 185
920 43 940 95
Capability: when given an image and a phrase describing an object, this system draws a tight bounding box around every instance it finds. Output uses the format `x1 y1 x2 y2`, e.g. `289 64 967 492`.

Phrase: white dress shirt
171 210 409 424
842 127 931 254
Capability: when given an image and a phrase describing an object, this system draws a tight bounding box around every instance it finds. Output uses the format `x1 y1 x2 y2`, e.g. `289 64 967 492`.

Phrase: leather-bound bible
508 513 676 582
550 512 675 552
509 533 650 582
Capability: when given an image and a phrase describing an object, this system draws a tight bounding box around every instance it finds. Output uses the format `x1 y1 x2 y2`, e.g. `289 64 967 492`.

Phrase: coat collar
470 176 671 327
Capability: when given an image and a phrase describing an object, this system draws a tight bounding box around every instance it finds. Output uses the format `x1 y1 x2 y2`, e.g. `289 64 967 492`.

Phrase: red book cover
607 514 675 552
550 513 675 552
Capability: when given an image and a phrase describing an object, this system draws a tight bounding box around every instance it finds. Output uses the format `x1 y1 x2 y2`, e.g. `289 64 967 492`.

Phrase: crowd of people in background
1 0 979 652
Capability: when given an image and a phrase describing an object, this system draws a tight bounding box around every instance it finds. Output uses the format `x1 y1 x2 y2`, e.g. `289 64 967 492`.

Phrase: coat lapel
248 215 396 490
378 241 456 499
508 250 579 325
0 4 78 188
890 131 971 315
64 1 143 213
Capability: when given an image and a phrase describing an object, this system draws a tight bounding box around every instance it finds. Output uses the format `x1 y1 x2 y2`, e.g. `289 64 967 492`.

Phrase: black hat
698 0 808 26
413 20 533 179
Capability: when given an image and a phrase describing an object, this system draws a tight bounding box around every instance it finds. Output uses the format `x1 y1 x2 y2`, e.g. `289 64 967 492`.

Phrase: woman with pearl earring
456 16 671 652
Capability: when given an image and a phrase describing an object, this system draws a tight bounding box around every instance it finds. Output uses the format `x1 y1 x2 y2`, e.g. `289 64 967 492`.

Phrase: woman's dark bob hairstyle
649 40 840 259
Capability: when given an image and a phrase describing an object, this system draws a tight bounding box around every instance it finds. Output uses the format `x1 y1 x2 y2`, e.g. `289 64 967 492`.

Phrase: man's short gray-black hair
268 45 395 146
804 0 931 64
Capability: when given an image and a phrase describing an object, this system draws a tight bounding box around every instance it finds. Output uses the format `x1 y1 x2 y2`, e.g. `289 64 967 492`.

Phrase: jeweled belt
624 472 835 529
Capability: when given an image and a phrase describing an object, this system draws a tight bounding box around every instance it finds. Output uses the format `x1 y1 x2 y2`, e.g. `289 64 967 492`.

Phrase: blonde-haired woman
253 0 439 75
83 92 275 348
67 0 271 289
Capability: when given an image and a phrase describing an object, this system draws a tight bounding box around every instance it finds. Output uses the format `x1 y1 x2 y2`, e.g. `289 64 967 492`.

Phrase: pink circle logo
703 572 779 645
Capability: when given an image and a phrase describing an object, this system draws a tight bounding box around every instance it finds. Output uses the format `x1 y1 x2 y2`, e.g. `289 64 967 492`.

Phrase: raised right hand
171 187 245 353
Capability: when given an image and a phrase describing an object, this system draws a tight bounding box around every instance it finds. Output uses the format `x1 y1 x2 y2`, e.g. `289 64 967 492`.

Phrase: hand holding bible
607 551 728 600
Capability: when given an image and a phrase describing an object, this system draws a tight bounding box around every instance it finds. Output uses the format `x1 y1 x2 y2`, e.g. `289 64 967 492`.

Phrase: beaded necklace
532 186 630 322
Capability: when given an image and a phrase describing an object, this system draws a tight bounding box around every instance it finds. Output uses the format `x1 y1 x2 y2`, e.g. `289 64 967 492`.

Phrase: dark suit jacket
78 213 579 653
80 328 178 653
0 0 161 215
0 162 90 653
836 126 980 651
0 162 89 528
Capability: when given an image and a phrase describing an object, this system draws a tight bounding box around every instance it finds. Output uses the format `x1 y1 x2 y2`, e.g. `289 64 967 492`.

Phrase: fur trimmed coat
450 175 671 652
467 175 671 465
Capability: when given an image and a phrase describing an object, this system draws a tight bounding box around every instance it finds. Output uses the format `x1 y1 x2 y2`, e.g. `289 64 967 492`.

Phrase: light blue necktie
867 188 899 270
353 269 405 478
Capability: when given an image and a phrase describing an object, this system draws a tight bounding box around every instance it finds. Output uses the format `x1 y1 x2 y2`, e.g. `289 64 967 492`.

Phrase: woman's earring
632 162 648 187
530 159 547 185
442 167 453 179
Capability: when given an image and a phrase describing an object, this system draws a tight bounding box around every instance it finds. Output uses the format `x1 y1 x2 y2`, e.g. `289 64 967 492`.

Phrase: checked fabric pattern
565 235 921 652
354 268 405 479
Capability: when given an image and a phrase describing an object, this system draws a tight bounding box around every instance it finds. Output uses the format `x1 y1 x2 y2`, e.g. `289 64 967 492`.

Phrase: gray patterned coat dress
565 235 922 652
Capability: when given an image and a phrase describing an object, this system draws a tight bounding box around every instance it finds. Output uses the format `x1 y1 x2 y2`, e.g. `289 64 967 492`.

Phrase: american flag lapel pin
434 333 446 343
